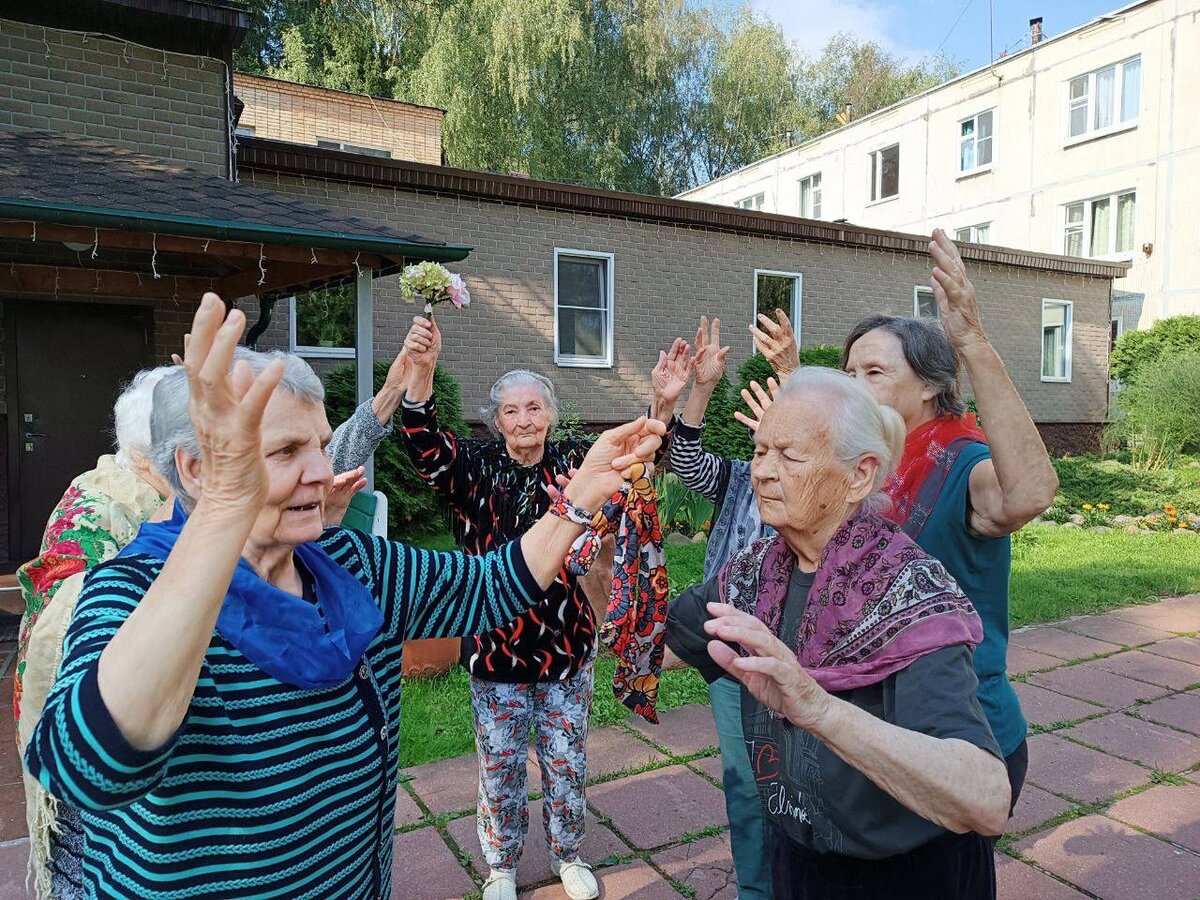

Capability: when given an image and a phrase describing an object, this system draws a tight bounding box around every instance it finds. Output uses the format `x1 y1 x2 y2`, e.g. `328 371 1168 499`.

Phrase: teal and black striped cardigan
25 527 541 899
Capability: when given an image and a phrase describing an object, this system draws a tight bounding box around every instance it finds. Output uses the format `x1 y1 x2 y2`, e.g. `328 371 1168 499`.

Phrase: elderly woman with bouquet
24 294 663 900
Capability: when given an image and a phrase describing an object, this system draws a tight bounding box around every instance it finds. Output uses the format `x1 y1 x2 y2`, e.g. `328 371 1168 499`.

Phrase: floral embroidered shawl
716 512 982 692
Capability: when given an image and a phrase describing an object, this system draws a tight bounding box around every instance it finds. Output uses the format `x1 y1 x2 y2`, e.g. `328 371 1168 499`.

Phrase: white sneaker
552 859 599 900
482 868 517 900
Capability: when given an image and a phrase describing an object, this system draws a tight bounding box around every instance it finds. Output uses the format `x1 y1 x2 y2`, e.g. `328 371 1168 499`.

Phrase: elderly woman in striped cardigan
24 294 663 900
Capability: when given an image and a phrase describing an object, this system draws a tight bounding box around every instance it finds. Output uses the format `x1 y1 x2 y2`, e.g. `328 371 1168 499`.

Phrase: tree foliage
234 2 958 195
1110 315 1200 383
1105 353 1200 471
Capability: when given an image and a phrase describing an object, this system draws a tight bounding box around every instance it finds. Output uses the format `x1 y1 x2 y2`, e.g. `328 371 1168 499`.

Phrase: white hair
113 366 176 469
778 367 907 515
481 370 559 438
150 348 325 510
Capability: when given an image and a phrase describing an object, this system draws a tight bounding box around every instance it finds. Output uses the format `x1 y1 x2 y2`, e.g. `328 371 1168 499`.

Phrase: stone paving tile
446 798 629 887
1009 627 1122 661
589 765 725 850
1025 734 1150 804
0 839 33 899
391 827 478 900
0 781 27 843
1007 784 1074 834
520 860 678 899
1105 784 1200 853
1007 645 1065 675
1056 614 1175 647
402 755 480 816
652 834 737 900
1087 650 1200 690
1136 692 1200 736
1028 663 1169 708
994 854 1088 900
1014 814 1200 900
1063 713 1200 771
1143 636 1200 667
574 725 667 782
627 705 719 757
688 755 724 785
1011 682 1102 726
1109 599 1200 634
394 786 425 828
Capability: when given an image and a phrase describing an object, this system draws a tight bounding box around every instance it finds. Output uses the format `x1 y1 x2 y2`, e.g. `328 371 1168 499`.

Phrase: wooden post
355 265 375 491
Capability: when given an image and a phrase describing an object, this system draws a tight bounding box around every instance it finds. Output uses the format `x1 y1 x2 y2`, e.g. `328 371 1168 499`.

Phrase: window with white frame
754 270 802 334
1066 56 1141 141
235 124 256 137
289 285 356 358
735 193 765 211
316 138 392 158
1063 191 1135 258
959 110 994 173
1041 300 1073 382
913 286 938 319
554 248 614 367
869 144 899 202
954 223 991 244
799 174 822 219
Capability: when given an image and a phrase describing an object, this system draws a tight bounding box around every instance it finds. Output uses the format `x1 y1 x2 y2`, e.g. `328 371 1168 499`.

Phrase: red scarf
883 414 986 536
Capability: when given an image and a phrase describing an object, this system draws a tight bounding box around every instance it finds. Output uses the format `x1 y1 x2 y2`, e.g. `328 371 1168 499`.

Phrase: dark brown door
8 301 150 563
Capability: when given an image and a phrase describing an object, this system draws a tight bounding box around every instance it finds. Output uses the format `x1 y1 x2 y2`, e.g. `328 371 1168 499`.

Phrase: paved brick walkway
0 595 1197 898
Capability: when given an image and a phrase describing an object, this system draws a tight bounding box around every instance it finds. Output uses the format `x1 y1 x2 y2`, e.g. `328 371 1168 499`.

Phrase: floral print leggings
470 656 595 871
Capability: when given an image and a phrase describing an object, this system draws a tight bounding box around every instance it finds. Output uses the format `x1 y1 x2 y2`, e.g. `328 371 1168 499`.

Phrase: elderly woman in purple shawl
663 365 1010 900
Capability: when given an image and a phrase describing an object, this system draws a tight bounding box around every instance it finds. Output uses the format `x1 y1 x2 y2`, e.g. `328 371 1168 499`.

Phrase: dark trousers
1005 739 1030 815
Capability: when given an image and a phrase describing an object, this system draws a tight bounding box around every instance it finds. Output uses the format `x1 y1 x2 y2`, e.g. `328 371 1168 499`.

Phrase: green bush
551 399 594 443
323 361 468 539
797 344 844 368
700 373 755 461
654 472 714 535
1105 353 1200 470
1110 315 1200 382
1051 452 1200 516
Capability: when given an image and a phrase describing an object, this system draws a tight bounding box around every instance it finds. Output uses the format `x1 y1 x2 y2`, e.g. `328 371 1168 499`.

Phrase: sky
745 0 1130 69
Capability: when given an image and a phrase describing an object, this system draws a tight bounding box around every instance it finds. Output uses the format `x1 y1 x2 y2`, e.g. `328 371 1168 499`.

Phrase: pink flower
447 273 471 310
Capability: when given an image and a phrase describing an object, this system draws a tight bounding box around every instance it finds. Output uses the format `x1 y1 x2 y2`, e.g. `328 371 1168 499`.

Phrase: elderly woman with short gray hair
399 315 601 900
664 366 1010 899
24 295 663 900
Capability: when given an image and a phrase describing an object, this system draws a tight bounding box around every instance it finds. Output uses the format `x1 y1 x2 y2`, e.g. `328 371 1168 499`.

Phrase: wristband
550 493 595 527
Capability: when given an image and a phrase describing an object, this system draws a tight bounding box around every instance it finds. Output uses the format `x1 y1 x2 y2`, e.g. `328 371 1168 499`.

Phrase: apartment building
679 0 1200 331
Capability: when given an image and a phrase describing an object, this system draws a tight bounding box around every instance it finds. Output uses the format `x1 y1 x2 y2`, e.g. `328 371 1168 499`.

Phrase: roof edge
237 138 1129 280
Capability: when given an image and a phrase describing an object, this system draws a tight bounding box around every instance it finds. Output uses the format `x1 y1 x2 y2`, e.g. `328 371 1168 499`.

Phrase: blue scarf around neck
119 502 383 690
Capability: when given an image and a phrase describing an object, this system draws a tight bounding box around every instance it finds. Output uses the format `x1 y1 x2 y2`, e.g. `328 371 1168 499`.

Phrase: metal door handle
24 431 47 439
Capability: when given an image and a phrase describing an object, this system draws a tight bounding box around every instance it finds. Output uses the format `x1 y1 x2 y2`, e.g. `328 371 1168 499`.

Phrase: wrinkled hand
734 378 781 432
693 316 730 388
324 466 367 527
704 603 833 731
750 310 799 378
182 294 284 512
929 228 987 353
383 348 412 392
564 417 665 513
403 315 442 371
652 338 694 408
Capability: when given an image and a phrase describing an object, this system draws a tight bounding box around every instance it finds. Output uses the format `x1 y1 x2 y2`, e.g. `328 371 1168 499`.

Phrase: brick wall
234 74 443 165
242 169 1114 429
0 18 230 175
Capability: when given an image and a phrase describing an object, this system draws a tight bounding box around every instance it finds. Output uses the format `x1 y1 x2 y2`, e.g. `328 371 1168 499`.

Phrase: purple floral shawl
716 512 982 692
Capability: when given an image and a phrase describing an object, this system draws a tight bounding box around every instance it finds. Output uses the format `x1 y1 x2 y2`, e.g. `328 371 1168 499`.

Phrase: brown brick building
0 0 1125 569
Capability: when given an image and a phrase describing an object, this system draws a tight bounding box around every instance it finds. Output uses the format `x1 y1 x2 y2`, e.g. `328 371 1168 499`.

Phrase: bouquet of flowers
398 261 471 316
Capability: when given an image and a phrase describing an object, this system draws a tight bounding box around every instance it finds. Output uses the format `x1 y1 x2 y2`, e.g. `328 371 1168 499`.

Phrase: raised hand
182 294 283 511
750 309 799 378
929 228 987 353
733 378 781 432
403 315 442 371
383 348 412 392
703 602 832 731
565 417 666 513
324 466 367 527
652 338 694 407
693 316 730 388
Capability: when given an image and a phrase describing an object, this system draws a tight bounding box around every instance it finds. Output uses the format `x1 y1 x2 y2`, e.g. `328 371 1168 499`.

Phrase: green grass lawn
398 525 1199 768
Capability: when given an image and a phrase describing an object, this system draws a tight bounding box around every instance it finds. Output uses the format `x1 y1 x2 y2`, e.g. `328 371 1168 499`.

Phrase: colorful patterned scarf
882 414 986 538
566 464 669 723
717 513 982 692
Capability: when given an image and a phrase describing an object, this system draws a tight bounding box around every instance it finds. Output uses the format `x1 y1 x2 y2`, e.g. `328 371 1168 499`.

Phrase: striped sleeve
24 558 183 811
668 418 732 504
366 537 543 641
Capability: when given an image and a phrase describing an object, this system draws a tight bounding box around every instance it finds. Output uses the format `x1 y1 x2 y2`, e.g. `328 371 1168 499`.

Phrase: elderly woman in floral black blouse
399 316 604 900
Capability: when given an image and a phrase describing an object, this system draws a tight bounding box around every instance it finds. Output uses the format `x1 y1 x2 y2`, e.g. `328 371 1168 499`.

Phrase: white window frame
1063 56 1141 146
288 296 356 359
957 109 995 176
954 223 991 244
554 248 615 368
315 137 392 158
753 270 803 347
867 143 900 204
1040 299 1074 383
799 173 822 219
913 285 938 319
735 193 765 211
1062 190 1136 260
